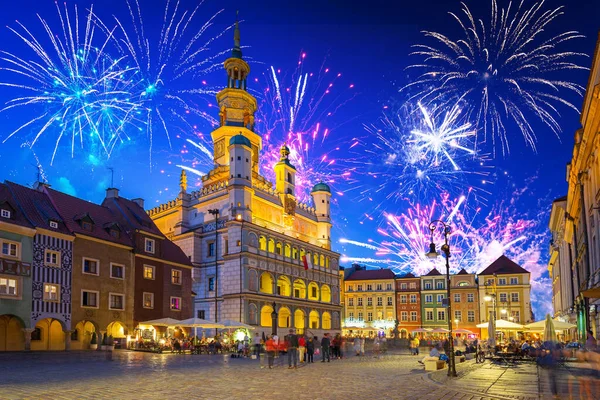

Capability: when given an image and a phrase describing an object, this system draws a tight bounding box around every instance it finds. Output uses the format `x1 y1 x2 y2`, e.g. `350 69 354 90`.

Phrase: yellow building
343 267 396 337
147 21 342 337
478 256 533 339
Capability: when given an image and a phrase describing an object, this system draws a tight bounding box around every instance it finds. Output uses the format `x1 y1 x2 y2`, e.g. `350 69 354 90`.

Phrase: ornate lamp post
425 220 457 377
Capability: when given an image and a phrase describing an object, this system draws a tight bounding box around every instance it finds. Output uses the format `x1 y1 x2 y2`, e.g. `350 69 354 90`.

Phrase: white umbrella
525 319 576 331
411 328 432 332
178 317 226 328
431 328 450 333
487 318 496 348
139 318 181 327
477 319 523 329
454 328 473 334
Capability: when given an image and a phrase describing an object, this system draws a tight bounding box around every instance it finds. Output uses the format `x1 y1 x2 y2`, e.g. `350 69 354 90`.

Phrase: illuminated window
143 292 154 309
170 296 182 311
172 269 182 285
0 276 18 297
43 283 60 302
143 265 155 280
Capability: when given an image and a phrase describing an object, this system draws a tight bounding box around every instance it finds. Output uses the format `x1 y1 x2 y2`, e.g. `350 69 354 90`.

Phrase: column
22 328 34 351
64 330 72 351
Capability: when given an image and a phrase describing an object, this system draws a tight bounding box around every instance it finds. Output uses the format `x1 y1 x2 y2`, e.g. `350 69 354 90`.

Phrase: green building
420 268 448 331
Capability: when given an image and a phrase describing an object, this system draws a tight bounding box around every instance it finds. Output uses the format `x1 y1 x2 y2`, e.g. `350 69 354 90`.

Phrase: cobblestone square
0 350 564 400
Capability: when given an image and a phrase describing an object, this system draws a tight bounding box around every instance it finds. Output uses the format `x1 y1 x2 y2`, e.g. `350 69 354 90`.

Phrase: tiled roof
478 255 529 275
424 268 442 276
396 272 416 279
345 269 396 281
0 183 34 229
46 188 133 247
456 268 470 275
162 237 193 267
6 182 71 235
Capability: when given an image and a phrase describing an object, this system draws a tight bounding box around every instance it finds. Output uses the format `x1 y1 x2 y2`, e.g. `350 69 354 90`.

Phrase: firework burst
0 2 140 164
254 53 359 201
403 0 587 155
357 101 492 210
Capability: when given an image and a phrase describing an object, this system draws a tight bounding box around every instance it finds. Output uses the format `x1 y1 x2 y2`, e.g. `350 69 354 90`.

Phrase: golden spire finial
180 169 188 193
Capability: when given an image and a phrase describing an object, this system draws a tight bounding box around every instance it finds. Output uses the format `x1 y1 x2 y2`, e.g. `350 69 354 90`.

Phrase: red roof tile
424 268 442 276
478 255 529 275
6 182 71 235
345 269 396 281
45 188 134 247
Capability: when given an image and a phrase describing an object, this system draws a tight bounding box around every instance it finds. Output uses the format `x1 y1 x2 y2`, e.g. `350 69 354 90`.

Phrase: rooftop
478 255 529 275
345 269 396 281
424 268 442 276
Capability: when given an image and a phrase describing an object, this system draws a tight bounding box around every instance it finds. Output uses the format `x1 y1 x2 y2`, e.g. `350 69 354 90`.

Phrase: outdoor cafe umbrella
178 317 226 339
524 318 576 331
411 328 432 332
139 318 181 327
476 319 524 329
219 320 255 330
454 329 473 334
543 314 557 343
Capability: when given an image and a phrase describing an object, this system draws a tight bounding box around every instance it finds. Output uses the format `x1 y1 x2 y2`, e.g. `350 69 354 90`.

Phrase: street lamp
483 277 498 344
208 208 220 334
425 220 457 377
271 302 278 337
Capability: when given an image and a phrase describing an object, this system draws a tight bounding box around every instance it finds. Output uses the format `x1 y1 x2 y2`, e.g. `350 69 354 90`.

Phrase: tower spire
232 11 242 59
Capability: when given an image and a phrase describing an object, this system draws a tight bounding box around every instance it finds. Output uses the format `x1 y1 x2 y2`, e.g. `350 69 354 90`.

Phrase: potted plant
101 333 109 351
108 335 115 351
90 332 98 350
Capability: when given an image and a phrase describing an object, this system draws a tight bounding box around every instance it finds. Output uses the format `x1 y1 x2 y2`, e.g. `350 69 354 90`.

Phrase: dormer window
1 209 10 218
110 230 120 239
145 238 155 254
49 221 58 229
75 213 95 231
82 221 92 231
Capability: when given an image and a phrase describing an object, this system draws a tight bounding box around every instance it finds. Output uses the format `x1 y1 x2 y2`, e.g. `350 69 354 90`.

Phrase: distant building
395 273 421 338
450 269 480 336
342 267 396 337
147 22 341 337
420 269 448 330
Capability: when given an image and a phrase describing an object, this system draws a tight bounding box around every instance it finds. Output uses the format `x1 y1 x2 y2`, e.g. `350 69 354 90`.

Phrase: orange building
450 269 480 337
395 273 421 338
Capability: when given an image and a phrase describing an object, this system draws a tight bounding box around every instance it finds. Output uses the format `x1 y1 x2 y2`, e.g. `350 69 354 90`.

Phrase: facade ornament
180 170 188 193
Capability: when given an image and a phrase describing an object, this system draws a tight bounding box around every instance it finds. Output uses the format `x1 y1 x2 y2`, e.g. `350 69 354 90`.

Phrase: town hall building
148 21 342 337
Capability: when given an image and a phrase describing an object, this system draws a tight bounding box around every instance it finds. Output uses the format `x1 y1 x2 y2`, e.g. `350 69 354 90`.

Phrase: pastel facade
450 269 480 335
395 273 421 337
420 268 448 330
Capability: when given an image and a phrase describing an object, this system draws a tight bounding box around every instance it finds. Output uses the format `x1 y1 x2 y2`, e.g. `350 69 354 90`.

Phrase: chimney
132 198 144 208
33 181 50 192
106 188 119 199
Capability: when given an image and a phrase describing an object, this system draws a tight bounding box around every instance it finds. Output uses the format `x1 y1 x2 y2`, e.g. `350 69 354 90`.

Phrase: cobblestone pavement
0 350 550 400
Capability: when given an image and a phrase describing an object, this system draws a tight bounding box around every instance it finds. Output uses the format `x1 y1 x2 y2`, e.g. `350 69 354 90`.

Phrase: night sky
0 0 599 319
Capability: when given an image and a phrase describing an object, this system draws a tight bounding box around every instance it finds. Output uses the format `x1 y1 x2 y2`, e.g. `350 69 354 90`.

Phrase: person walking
266 335 276 369
411 336 420 356
253 332 262 359
286 329 299 369
306 337 315 363
333 334 342 359
353 336 361 356
321 333 331 362
373 336 381 358
360 336 365 356
298 335 306 363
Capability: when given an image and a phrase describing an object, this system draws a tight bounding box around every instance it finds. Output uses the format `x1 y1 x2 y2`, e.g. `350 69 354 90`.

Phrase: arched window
325 257 330 269
268 239 275 253
320 255 325 267
248 269 258 292
321 285 331 303
284 244 291 258
248 233 258 248
248 303 258 325
294 309 306 332
313 253 319 267
260 272 274 294
277 276 291 297
300 249 306 260
292 247 298 260
261 305 273 327
457 281 470 287
332 286 339 303
278 307 291 328
308 282 319 301
293 279 306 299
275 242 283 255
309 310 320 329
322 312 331 330
287 172 292 183
259 236 267 251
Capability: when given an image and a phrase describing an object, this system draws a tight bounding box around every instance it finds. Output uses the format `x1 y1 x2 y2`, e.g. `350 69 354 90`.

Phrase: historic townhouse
0 183 35 351
343 268 396 337
148 23 341 338
7 182 74 351
420 269 448 330
478 255 533 334
395 272 421 337
45 188 136 349
450 269 480 336
103 191 194 334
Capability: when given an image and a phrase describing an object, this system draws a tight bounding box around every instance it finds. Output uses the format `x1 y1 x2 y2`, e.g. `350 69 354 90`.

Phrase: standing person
373 336 381 358
360 336 366 356
298 335 306 364
354 336 361 356
306 336 315 363
265 335 276 369
273 333 280 360
321 333 331 362
333 334 342 359
586 330 597 351
411 336 420 356
253 332 262 359
286 329 299 369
